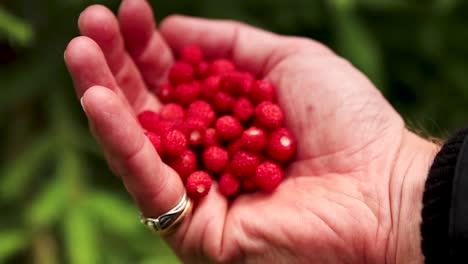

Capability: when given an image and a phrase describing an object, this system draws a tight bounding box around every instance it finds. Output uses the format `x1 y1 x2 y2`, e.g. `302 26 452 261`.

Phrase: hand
65 0 440 263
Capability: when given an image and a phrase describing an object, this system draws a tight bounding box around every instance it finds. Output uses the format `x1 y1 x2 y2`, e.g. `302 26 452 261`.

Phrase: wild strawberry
212 91 236 114
161 129 187 156
195 61 210 79
138 110 160 132
215 116 243 141
219 173 240 197
186 171 212 199
180 45 203 66
233 97 254 122
168 149 197 181
202 146 229 173
203 128 220 147
169 61 194 85
249 79 276 104
155 120 175 136
230 150 260 178
255 161 283 191
185 118 206 147
159 103 185 121
186 100 216 127
157 83 174 103
219 71 254 97
174 81 200 106
208 59 235 76
240 127 267 153
266 128 296 162
200 75 221 101
255 101 284 129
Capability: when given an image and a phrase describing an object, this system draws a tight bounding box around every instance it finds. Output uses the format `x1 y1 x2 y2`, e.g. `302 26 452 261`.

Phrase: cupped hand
65 0 439 263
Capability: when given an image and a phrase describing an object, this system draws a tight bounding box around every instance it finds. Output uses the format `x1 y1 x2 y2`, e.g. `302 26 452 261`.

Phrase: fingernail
80 97 88 115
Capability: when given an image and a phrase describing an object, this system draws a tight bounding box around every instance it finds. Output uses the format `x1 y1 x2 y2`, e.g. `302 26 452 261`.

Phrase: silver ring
140 191 189 232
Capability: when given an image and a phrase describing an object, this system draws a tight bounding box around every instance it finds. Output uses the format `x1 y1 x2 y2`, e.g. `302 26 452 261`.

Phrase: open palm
65 1 438 263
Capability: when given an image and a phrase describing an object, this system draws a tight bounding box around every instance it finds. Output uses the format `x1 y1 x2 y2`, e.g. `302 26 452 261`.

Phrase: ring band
140 191 192 236
159 197 192 236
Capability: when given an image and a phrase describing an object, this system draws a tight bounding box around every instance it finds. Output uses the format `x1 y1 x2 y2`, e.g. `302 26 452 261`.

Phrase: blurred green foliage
1 0 468 263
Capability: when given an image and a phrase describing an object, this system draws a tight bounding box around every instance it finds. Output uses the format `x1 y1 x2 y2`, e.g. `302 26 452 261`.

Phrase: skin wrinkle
384 130 406 264
235 205 275 261
395 150 418 263
311 210 353 263
326 190 376 263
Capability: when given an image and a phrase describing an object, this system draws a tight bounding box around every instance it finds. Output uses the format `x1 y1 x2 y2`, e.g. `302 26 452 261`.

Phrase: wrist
387 130 440 263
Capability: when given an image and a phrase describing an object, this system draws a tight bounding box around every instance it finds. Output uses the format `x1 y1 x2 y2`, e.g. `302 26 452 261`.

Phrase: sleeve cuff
421 128 468 263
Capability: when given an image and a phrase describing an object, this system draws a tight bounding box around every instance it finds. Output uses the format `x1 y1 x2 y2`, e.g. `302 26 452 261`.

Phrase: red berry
186 100 216 127
233 97 254 122
219 173 240 197
231 150 260 178
155 120 175 136
200 75 221 101
226 138 243 157
138 110 160 132
240 72 255 94
157 83 174 103
215 116 243 141
219 71 254 97
168 149 197 181
212 91 236 114
240 127 267 153
162 129 187 156
202 146 229 173
266 128 296 162
203 128 220 147
145 131 163 156
255 161 283 191
159 103 185 121
255 101 284 129
208 59 235 76
249 79 276 104
169 61 194 85
180 45 203 66
186 171 212 199
195 61 210 79
174 81 200 106
242 176 257 192
185 118 206 147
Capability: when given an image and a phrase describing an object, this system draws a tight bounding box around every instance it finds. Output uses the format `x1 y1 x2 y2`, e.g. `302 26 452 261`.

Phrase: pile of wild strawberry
138 45 296 201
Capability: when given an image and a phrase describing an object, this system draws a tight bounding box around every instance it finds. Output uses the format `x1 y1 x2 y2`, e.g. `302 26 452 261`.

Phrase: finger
118 0 174 90
78 5 160 112
65 37 119 97
81 86 185 217
159 15 333 76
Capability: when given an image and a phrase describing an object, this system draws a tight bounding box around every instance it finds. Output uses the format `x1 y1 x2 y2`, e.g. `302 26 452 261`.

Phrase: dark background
1 0 467 263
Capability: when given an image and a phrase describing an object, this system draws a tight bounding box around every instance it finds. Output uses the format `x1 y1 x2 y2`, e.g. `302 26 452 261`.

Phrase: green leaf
0 134 54 201
64 205 99 264
0 8 34 46
0 229 28 263
86 191 140 237
24 175 67 230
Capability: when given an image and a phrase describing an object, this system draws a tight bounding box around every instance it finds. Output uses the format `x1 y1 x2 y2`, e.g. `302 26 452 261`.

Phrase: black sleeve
421 128 468 263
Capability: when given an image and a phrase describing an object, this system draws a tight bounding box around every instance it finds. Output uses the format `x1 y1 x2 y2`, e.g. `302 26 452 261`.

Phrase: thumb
159 15 333 77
